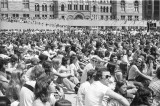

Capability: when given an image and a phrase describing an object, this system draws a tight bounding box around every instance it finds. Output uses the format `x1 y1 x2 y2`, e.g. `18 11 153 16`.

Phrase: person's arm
51 68 72 78
133 65 152 80
106 89 130 106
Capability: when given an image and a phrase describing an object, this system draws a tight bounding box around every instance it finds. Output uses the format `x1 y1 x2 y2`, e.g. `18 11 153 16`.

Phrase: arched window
106 7 108 12
110 7 112 13
50 4 54 11
121 0 125 11
35 3 39 11
134 1 139 12
42 4 47 11
93 5 96 12
61 4 65 11
100 6 103 12
103 6 105 12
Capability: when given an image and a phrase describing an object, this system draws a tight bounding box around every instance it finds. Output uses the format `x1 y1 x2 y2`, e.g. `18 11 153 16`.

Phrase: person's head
94 67 111 86
39 54 48 62
115 80 127 96
52 58 61 70
29 65 44 81
131 87 154 106
42 61 52 75
136 57 143 67
34 74 52 103
110 53 117 63
5 85 19 102
61 56 70 66
70 55 78 64
86 69 95 82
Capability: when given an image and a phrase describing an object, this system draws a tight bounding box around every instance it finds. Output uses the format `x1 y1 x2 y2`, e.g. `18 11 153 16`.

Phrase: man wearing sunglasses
85 67 130 106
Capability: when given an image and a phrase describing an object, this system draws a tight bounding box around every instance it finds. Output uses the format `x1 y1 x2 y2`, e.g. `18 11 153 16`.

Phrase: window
135 16 139 20
23 14 29 17
35 3 39 11
35 14 40 18
106 7 108 12
23 0 29 9
106 15 108 20
50 4 54 11
74 4 78 10
128 15 132 20
85 3 89 10
121 0 125 11
121 15 125 20
101 15 104 20
101 6 103 12
1 14 8 17
42 4 47 11
148 0 152 4
61 4 65 11
80 4 84 10
68 2 72 10
110 7 112 13
134 1 139 12
93 5 96 12
62 16 65 19
1 0 8 8
12 14 19 17
50 15 54 19
103 6 105 12
42 15 47 18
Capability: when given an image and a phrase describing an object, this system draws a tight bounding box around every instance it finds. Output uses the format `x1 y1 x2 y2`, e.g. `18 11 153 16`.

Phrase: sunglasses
104 75 111 79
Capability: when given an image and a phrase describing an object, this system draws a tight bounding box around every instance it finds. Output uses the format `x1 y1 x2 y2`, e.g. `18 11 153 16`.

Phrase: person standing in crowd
85 67 130 106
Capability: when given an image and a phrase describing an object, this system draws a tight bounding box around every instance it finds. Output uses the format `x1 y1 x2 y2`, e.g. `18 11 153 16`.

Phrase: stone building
0 0 144 21
112 0 143 21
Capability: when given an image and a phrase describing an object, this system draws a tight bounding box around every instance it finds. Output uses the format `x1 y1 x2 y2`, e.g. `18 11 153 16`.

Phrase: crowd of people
0 27 160 106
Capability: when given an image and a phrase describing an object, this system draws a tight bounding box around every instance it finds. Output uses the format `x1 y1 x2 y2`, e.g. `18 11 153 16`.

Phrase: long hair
34 74 52 103
131 87 153 106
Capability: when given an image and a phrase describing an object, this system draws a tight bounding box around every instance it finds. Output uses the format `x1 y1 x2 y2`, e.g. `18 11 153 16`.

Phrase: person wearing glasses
85 67 130 106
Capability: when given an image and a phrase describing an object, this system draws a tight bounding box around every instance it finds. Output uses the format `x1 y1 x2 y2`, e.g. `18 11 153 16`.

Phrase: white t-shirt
81 63 95 84
85 81 110 106
19 81 36 106
77 81 91 106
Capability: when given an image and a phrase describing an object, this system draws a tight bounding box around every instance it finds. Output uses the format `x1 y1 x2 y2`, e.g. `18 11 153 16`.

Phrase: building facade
112 0 143 20
0 0 144 21
143 0 160 20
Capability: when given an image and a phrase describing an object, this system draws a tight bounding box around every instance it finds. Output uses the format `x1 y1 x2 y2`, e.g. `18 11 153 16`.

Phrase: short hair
34 75 52 103
61 56 70 66
110 53 117 62
94 67 108 81
70 55 77 64
86 69 95 81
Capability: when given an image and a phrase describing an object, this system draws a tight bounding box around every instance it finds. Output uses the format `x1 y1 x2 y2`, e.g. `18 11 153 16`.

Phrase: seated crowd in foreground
0 28 160 106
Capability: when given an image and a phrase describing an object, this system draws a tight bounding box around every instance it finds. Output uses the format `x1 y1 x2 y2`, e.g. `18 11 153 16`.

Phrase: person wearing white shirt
77 69 95 106
85 67 130 106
